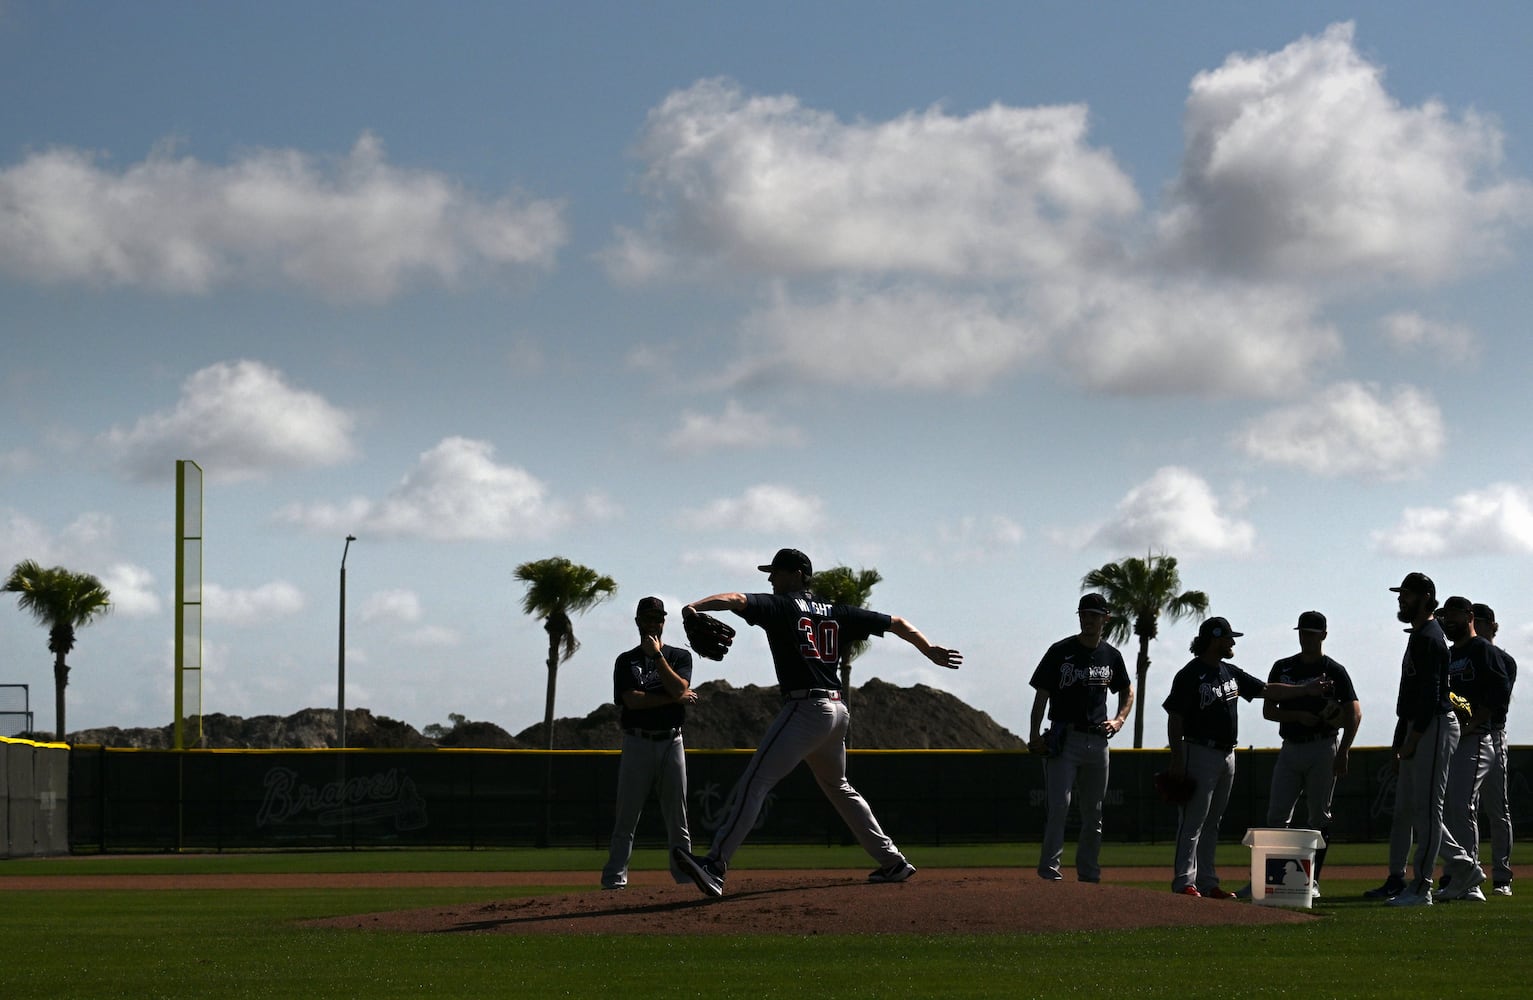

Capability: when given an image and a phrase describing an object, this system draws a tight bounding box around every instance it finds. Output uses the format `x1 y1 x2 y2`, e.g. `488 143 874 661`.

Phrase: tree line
7 553 1204 749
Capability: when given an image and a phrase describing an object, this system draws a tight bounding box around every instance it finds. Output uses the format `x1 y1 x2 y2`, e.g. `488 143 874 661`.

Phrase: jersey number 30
797 617 840 664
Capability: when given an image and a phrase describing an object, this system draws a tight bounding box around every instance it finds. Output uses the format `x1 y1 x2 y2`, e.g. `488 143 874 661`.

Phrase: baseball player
1261 610 1360 898
1162 617 1331 897
1432 595 1512 902
1377 574 1483 906
600 596 698 890
1027 592 1133 883
672 547 962 898
1473 603 1517 896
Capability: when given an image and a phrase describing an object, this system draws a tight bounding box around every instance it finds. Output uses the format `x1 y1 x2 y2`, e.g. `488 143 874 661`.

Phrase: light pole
338 534 356 748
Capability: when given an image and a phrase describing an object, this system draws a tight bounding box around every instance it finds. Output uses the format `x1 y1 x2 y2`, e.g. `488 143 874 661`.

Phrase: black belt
624 727 681 741
1071 723 1100 734
1284 731 1338 744
1184 737 1233 752
785 688 842 701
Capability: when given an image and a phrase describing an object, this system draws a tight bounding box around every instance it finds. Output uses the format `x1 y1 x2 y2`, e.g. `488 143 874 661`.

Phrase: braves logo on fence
694 779 774 833
256 766 428 831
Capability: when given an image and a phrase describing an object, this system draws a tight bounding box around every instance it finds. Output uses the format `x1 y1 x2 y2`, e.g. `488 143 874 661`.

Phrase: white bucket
1241 828 1325 908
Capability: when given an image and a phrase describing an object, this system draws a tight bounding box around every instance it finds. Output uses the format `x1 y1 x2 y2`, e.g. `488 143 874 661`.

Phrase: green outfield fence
58 744 1533 853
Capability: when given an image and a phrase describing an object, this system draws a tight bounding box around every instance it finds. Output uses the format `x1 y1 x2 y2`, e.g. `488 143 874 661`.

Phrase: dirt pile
58 679 1023 750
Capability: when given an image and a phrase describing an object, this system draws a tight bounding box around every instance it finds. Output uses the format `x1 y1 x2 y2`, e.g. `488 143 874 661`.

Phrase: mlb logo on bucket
1264 857 1312 890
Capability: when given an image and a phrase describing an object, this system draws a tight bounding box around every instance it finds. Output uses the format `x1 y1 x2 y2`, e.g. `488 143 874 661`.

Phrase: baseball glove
1448 691 1473 724
682 606 735 661
1318 699 1346 729
1153 770 1197 806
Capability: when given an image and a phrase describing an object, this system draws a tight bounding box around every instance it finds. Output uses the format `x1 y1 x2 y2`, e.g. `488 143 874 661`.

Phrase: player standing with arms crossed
1261 611 1360 899
600 597 698 890
1028 592 1133 883
672 548 962 898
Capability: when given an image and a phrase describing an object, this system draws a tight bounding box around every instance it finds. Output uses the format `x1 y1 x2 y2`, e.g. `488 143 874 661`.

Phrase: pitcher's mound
308 868 1319 935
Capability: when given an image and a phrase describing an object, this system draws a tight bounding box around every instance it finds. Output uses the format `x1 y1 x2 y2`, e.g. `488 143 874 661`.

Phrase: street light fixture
338 534 356 748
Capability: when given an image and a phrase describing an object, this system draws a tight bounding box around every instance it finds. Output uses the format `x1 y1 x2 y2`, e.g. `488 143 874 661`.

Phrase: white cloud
202 581 305 626
613 77 1138 280
1379 312 1480 365
0 510 118 573
679 547 776 574
665 399 803 455
278 436 579 541
0 132 568 302
729 282 1045 391
935 515 1026 562
1087 466 1256 556
1373 483 1533 557
1040 273 1341 397
361 589 422 624
402 625 462 648
680 484 826 533
1236 382 1443 480
99 563 161 618
1158 22 1533 284
101 359 356 483
0 448 33 475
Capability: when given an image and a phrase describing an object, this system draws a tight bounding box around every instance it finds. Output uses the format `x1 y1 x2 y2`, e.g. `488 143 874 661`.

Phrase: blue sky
3 2 1531 749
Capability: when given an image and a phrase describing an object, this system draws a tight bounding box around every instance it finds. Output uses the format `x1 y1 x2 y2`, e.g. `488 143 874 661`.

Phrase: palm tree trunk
53 653 69 741
540 630 560 848
1132 636 1151 749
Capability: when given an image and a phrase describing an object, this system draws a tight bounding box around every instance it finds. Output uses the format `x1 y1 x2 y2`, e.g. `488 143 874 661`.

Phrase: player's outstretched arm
888 616 962 669
686 593 747 615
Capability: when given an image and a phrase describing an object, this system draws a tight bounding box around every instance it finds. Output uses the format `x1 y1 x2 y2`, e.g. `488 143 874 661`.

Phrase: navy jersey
1030 636 1130 728
1268 653 1357 742
1448 636 1512 727
741 590 891 692
1162 658 1266 751
612 643 694 730
1491 646 1518 729
1394 619 1450 744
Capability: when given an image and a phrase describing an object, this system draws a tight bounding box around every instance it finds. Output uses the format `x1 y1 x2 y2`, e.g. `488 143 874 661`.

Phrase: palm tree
811 565 884 695
1081 553 1208 748
811 565 882 748
4 560 112 741
513 557 617 751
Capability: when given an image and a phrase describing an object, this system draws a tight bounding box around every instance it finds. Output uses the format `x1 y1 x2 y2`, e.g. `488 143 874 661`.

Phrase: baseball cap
635 596 666 617
1389 572 1436 599
1472 603 1496 624
1439 595 1473 615
758 548 813 576
1295 610 1327 632
1198 616 1243 639
1077 593 1110 615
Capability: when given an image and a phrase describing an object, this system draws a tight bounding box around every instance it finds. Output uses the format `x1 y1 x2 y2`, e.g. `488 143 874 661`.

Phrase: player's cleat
1234 882 1253 900
672 847 726 898
1437 867 1485 902
1311 881 1321 899
1175 886 1202 897
1036 868 1064 881
1363 875 1406 899
868 859 917 883
600 882 626 891
1463 886 1487 902
1493 883 1513 897
1200 886 1237 900
1388 888 1433 906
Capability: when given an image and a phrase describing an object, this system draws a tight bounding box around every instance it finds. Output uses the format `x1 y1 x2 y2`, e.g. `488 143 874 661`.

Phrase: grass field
1 844 1524 999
